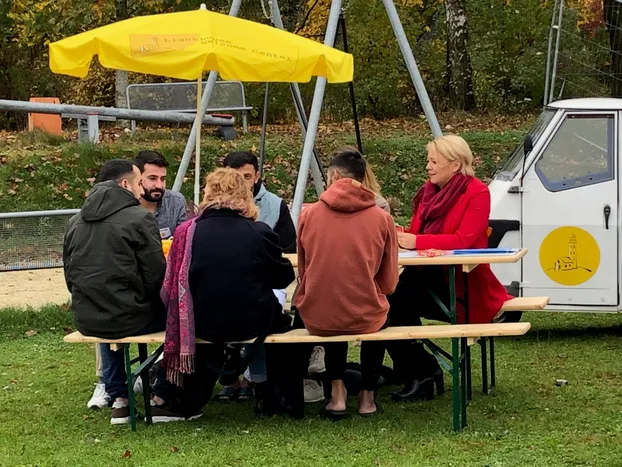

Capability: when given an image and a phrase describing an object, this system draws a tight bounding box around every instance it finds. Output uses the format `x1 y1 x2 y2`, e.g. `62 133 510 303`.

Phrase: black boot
253 381 277 417
390 377 435 402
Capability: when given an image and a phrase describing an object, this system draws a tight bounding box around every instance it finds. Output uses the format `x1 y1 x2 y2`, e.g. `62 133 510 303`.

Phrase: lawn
1 306 621 466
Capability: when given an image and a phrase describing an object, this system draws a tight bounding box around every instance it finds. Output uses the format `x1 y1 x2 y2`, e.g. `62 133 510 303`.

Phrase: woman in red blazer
387 135 511 402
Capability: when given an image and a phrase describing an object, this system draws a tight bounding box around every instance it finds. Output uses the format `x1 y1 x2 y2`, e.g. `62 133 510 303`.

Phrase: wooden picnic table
284 248 527 272
284 248 528 431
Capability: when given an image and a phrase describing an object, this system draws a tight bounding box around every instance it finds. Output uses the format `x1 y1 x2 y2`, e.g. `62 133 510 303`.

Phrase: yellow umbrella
48 5 353 84
49 4 353 204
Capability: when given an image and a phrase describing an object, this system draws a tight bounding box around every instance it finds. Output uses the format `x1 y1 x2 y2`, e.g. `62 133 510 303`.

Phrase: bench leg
460 338 468 428
451 337 461 432
124 345 137 432
138 344 152 426
490 337 496 390
480 337 489 395
466 346 472 402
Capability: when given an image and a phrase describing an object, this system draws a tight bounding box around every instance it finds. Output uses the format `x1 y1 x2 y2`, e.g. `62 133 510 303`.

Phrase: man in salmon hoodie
294 146 399 418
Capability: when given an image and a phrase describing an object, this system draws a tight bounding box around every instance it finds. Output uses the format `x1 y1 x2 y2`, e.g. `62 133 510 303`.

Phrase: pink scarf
161 218 197 387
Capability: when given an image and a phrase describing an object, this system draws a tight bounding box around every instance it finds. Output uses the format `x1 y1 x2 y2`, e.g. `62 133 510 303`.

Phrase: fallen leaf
121 450 131 459
24 330 37 337
170 446 179 453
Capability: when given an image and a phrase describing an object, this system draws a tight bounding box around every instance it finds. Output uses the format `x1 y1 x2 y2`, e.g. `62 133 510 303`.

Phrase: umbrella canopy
49 4 353 83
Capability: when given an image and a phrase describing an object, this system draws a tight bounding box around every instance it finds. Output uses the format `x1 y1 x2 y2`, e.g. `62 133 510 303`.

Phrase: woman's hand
397 232 417 250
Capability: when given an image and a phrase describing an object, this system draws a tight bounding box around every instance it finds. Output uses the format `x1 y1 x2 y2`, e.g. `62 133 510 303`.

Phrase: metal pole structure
338 11 363 153
543 0 560 107
271 0 326 194
0 99 233 126
194 76 202 206
549 0 564 104
381 0 442 138
290 0 343 227
172 0 243 192
259 83 270 176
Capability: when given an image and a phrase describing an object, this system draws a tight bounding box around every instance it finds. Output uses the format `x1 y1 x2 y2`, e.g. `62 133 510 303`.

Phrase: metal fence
0 209 78 271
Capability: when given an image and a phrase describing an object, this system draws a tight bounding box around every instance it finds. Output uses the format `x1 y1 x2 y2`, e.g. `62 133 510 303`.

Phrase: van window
494 109 556 181
535 114 614 192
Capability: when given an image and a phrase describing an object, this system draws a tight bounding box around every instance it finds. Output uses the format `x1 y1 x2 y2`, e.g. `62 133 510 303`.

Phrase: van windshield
493 109 556 181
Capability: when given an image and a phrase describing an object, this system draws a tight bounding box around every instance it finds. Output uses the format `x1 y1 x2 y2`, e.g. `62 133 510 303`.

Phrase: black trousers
386 266 450 381
323 339 385 392
155 309 303 417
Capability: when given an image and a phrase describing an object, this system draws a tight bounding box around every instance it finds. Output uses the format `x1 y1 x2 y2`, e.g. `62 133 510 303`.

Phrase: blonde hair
199 168 259 221
362 164 382 196
427 134 475 176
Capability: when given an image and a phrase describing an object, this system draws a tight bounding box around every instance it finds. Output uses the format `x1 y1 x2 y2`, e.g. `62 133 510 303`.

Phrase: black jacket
63 181 166 339
190 208 295 343
274 200 297 254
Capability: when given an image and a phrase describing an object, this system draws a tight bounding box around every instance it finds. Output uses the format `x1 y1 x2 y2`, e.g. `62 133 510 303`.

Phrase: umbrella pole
194 76 202 206
172 0 243 192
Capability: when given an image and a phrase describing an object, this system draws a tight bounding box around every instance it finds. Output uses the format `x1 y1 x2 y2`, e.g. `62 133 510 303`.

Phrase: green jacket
63 181 166 339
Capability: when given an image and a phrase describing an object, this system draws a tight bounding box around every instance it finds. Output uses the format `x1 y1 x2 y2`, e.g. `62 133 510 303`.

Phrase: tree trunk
115 70 129 109
445 0 476 110
605 0 622 97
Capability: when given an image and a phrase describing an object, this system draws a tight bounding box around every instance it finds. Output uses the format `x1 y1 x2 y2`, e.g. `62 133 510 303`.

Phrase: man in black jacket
64 159 166 425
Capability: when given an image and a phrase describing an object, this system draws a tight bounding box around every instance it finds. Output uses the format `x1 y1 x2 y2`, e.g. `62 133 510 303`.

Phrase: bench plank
500 296 549 312
64 322 530 346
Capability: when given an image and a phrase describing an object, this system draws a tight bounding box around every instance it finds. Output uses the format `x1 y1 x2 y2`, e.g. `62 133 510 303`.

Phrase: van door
521 112 618 306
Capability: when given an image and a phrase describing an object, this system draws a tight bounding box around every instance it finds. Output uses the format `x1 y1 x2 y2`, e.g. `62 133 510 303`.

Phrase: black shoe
390 377 435 402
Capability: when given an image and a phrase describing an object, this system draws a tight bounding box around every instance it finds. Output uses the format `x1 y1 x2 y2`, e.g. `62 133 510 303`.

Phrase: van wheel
493 311 523 323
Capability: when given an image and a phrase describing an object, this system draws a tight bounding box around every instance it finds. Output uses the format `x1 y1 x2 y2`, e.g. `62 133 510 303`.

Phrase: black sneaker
110 400 131 425
150 401 203 423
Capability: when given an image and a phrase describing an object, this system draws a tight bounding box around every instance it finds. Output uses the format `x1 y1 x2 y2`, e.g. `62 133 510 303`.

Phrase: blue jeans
101 320 165 400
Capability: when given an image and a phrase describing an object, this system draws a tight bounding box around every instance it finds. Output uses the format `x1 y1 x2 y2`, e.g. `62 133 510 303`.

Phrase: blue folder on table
452 248 519 255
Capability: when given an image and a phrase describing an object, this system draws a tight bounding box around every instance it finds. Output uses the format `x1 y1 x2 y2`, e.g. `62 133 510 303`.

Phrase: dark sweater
189 208 295 343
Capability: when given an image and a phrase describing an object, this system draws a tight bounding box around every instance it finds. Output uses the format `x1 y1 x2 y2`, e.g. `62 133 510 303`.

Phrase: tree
445 0 476 110
604 0 622 96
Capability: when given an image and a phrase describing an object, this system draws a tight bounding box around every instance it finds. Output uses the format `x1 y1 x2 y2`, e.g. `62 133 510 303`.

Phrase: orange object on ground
28 97 62 135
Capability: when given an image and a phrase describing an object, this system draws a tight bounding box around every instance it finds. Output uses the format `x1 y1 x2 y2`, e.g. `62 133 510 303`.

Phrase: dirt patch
0 268 69 309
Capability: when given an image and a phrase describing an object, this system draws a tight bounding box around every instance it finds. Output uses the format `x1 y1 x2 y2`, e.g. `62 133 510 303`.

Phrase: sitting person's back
189 168 295 343
295 149 398 336
294 146 398 417
64 160 166 339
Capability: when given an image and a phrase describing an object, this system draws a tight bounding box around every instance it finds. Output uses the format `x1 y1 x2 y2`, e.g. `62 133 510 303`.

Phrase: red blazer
408 178 511 324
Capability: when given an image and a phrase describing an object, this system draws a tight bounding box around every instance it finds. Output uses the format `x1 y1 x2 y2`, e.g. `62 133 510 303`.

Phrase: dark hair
97 159 137 184
134 150 169 173
329 146 366 182
223 151 258 172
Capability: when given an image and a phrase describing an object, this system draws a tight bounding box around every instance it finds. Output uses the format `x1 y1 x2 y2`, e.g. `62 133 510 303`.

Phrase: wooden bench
65 321 531 432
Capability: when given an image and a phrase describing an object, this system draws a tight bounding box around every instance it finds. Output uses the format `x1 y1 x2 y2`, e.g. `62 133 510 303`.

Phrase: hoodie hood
320 178 376 213
81 181 139 222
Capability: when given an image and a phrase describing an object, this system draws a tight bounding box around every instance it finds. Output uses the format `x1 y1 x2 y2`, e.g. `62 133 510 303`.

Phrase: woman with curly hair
152 168 296 422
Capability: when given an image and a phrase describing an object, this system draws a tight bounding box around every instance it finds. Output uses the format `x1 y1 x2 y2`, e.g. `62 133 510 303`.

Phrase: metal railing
0 209 78 271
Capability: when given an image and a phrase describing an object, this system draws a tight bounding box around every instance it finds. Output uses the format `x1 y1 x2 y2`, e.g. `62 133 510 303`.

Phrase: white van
490 98 620 318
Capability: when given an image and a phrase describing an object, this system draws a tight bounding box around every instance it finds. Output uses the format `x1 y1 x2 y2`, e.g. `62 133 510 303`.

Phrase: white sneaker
308 346 326 374
304 379 325 403
133 376 143 395
87 383 110 410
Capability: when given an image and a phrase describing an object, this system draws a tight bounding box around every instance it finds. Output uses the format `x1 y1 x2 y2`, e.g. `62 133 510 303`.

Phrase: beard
142 188 164 203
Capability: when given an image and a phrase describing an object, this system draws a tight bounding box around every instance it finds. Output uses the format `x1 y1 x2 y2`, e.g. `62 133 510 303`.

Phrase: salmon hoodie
294 178 399 336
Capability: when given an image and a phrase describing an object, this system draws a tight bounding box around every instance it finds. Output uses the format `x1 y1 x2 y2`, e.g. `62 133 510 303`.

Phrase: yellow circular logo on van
539 226 600 286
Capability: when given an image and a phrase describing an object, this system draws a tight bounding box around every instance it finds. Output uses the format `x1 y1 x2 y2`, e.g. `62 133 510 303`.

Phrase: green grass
0 122 527 219
1 307 622 466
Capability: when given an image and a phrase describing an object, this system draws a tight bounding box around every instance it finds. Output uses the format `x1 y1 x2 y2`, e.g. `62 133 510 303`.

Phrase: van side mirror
520 134 534 187
524 135 533 156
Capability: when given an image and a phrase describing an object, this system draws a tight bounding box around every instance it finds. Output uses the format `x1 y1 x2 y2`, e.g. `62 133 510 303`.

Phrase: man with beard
134 150 188 239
